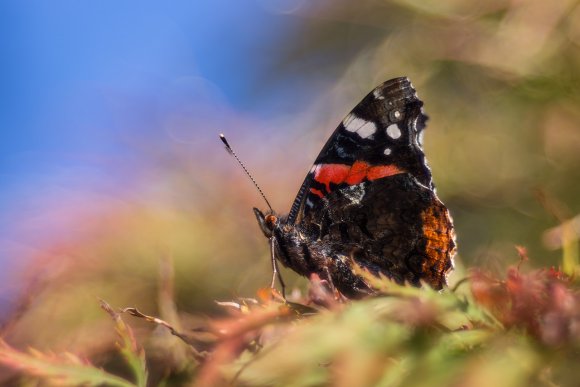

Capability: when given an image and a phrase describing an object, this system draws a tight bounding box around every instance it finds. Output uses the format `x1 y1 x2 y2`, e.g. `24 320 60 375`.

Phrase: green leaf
100 300 149 387
0 339 136 387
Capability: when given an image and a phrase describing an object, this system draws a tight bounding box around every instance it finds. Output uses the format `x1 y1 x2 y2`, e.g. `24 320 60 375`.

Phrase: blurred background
1 0 579 377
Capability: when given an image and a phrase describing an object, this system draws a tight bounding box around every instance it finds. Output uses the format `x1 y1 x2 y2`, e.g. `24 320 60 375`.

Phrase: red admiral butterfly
227 77 455 299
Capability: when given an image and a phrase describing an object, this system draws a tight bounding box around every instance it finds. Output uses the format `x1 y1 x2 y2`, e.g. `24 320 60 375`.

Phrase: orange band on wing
313 161 404 194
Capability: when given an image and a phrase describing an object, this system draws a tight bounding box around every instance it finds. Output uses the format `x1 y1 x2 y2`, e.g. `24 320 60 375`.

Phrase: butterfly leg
270 237 286 298
322 266 338 295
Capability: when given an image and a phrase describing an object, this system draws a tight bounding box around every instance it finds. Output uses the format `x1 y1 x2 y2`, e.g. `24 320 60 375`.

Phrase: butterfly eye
265 214 278 229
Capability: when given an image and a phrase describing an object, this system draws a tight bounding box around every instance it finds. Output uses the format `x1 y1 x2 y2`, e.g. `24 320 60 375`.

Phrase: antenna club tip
219 133 230 148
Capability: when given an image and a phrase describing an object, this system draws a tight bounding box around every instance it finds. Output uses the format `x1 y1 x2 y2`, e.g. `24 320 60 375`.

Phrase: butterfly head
253 208 279 238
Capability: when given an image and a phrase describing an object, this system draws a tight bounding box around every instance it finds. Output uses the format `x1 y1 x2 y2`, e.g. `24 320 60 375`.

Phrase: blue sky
0 1 296 169
0 0 311 310
0 0 303 217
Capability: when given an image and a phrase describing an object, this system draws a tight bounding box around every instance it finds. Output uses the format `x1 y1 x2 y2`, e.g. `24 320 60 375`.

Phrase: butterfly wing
285 77 454 290
302 174 454 291
287 77 433 225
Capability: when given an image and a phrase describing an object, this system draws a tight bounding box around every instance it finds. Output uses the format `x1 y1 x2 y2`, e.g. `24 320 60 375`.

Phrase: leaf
0 339 136 387
100 300 148 387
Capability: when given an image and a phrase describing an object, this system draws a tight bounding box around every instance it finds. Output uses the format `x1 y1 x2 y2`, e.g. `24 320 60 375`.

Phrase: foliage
2 257 580 386
0 300 147 387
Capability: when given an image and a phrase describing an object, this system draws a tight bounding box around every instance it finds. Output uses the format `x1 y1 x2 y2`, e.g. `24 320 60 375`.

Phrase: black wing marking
299 174 454 290
287 77 433 225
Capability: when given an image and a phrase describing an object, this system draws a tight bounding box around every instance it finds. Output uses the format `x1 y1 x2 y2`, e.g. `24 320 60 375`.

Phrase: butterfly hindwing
296 174 454 293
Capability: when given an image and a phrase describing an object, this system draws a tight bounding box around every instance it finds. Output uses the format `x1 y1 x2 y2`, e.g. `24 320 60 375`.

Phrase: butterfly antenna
219 133 273 212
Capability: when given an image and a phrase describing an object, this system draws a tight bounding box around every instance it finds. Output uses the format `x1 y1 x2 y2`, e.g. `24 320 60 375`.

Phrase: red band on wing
366 164 403 181
312 164 350 192
309 188 325 199
313 161 403 195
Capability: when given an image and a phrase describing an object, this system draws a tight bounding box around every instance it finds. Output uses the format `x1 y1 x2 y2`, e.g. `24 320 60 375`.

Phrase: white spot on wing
386 124 401 139
342 185 366 205
389 109 403 123
383 147 392 156
357 121 377 139
342 113 377 139
342 113 356 131
373 89 385 100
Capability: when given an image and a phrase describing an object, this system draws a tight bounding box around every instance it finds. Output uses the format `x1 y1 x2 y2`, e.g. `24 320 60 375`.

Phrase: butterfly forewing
288 77 432 225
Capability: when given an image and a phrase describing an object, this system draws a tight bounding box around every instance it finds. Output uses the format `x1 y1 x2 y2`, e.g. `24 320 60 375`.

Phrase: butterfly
252 77 455 298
